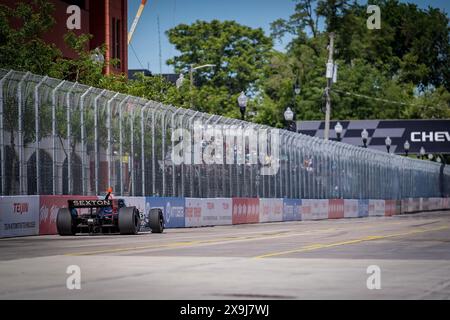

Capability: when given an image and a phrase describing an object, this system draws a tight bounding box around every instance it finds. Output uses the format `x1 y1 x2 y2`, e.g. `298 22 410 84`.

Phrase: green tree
166 20 273 114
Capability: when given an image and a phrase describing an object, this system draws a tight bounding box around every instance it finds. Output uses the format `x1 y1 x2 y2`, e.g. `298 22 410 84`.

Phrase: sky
127 0 450 74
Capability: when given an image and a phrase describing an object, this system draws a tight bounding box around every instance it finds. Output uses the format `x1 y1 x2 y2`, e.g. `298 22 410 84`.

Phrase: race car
56 188 164 235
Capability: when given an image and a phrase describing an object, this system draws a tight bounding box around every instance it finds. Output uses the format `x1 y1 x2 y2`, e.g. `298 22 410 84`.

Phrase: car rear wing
68 200 112 209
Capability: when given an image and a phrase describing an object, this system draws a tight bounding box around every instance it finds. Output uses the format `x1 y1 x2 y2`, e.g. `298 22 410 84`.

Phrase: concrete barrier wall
1 196 449 238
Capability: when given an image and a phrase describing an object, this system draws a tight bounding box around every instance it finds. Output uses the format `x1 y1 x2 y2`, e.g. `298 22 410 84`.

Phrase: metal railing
0 69 449 199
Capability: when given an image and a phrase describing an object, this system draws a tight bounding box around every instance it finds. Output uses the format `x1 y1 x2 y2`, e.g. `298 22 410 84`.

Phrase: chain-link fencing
1 69 449 199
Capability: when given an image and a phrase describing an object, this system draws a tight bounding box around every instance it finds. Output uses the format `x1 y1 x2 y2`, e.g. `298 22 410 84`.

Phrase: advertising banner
283 199 302 221
344 199 359 218
39 195 97 235
421 198 429 211
384 200 396 217
369 200 385 216
328 199 344 219
146 197 185 228
232 198 259 225
412 198 421 212
429 198 442 211
443 198 449 210
395 200 402 215
201 198 232 226
401 198 410 213
259 198 283 223
1 196 40 238
302 200 328 220
358 199 369 218
185 198 203 227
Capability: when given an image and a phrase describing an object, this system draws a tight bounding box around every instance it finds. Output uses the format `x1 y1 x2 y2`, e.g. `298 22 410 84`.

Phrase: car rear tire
118 207 140 235
57 208 76 236
149 208 164 233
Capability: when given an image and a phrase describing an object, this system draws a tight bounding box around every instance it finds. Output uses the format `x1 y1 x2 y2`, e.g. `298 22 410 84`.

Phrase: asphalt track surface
1 211 450 299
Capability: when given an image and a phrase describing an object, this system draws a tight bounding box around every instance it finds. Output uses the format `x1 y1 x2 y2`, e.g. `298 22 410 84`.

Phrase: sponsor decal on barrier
401 199 409 213
412 198 421 212
39 195 97 235
146 197 185 228
0 196 39 238
395 200 402 215
302 199 328 220
443 198 449 210
344 199 359 218
421 198 430 211
358 199 369 218
201 198 232 226
185 198 203 227
384 200 398 216
259 198 283 223
232 198 259 225
328 199 344 219
369 200 385 216
283 199 302 221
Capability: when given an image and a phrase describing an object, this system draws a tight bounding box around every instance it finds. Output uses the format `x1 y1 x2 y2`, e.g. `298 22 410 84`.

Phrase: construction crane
128 0 148 45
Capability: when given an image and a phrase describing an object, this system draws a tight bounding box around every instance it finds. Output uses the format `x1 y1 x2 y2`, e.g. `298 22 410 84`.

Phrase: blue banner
358 199 369 218
145 197 185 228
283 199 302 221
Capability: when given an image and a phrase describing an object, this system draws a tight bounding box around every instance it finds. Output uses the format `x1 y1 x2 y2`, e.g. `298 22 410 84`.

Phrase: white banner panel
0 196 40 238
185 198 203 227
369 200 385 216
259 198 283 223
201 198 232 226
302 199 328 220
344 199 359 218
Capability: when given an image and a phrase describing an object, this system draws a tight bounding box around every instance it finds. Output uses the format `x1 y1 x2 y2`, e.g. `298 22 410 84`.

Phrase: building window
111 18 121 68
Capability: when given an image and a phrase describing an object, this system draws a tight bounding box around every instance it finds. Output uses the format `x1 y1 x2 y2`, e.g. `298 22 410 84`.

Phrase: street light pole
404 140 410 157
334 122 343 142
420 146 426 160
175 64 216 109
238 91 248 120
324 32 335 141
385 136 392 153
284 107 296 132
361 129 368 148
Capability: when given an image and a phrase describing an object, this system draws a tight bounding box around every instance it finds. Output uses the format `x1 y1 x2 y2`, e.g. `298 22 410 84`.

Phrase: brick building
1 0 128 75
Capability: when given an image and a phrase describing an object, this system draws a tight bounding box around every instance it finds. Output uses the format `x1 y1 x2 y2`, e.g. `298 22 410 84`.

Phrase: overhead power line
332 88 416 106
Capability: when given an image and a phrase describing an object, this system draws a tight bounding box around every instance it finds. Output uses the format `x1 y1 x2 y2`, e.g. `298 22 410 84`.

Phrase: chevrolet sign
297 119 450 154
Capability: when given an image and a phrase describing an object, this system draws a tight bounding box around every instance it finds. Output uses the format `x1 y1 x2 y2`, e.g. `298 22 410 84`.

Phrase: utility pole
324 32 335 141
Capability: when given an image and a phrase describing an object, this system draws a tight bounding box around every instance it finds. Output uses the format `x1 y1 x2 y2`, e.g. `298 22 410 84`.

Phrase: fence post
51 80 65 195
34 75 48 195
94 89 107 195
179 110 189 197
80 87 93 195
18 72 30 195
118 95 130 196
130 104 136 196
66 82 78 195
187 111 199 197
0 70 12 195
107 92 120 190
170 108 182 197
141 101 152 196
151 103 162 196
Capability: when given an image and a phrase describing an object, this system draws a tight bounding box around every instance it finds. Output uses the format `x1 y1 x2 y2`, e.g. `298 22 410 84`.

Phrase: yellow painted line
254 225 449 259
65 219 445 257
65 227 338 256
